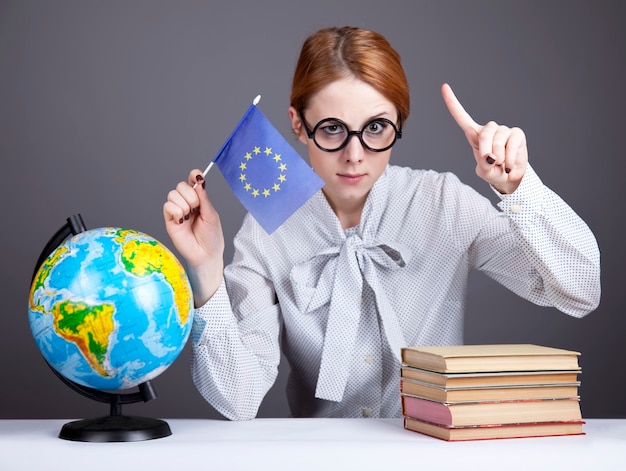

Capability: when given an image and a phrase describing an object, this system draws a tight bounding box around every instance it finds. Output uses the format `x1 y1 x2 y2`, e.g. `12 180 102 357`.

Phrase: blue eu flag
212 99 324 234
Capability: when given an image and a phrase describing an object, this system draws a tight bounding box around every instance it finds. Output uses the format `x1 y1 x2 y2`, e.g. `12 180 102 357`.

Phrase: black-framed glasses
299 111 402 153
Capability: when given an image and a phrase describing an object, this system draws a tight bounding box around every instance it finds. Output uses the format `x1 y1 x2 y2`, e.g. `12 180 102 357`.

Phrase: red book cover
401 394 582 427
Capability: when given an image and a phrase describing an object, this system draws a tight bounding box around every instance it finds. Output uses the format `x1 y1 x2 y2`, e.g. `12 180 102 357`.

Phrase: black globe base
59 415 172 442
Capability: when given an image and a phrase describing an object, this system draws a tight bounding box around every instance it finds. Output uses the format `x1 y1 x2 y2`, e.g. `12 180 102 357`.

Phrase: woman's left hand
441 83 528 194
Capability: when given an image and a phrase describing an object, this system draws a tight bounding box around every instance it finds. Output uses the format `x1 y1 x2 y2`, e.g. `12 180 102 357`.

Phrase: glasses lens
360 119 398 151
313 119 349 151
312 118 399 152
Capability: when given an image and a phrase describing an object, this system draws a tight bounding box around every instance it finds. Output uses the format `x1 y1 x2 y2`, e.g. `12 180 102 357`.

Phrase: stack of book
400 344 585 441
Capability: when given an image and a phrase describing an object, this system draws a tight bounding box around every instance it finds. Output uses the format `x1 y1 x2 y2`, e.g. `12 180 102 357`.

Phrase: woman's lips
338 173 365 184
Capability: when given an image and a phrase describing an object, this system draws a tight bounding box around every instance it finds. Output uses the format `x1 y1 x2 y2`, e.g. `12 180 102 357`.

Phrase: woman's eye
366 121 385 134
321 123 345 135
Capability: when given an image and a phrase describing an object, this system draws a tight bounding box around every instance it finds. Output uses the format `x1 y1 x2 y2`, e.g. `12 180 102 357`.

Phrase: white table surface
0 418 624 471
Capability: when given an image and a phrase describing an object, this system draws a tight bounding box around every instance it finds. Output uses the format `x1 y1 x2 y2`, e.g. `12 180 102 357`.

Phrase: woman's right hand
163 169 225 307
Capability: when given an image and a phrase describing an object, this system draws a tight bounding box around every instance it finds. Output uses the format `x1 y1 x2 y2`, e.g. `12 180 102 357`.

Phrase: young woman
163 26 600 420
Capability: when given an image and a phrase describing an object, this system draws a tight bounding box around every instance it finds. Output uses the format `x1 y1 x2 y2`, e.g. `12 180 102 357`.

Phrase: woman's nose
343 134 364 162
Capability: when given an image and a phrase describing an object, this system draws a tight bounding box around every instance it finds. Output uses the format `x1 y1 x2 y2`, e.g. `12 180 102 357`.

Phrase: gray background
1 0 624 420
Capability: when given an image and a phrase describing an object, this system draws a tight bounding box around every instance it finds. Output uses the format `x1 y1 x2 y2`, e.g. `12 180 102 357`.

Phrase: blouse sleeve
191 215 281 420
471 165 601 317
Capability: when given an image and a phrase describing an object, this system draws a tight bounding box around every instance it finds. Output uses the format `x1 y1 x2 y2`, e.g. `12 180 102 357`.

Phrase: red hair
290 26 410 127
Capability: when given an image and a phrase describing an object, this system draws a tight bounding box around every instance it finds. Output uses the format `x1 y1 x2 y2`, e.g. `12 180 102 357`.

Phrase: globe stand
56 378 171 442
32 214 172 442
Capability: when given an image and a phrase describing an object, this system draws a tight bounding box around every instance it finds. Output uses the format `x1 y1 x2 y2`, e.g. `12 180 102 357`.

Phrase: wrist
492 181 520 195
186 259 224 307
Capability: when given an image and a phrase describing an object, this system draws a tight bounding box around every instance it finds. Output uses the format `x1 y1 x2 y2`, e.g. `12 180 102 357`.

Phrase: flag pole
194 95 262 189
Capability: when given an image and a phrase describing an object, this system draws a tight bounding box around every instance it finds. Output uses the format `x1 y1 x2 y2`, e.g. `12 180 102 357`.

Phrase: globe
28 226 193 392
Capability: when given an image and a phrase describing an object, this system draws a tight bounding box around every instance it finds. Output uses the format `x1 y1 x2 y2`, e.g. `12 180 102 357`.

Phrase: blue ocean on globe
28 227 193 391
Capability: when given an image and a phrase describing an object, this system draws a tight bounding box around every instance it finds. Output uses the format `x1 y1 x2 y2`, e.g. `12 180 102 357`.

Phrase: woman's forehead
307 78 397 123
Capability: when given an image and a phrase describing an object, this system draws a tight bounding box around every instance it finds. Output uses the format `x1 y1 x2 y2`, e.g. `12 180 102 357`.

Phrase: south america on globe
28 227 193 391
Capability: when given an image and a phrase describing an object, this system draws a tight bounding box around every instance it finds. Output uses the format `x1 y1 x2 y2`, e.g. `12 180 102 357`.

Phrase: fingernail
184 213 190 220
505 168 511 174
486 156 495 165
179 217 184 224
202 181 206 189
193 206 199 213
196 174 204 182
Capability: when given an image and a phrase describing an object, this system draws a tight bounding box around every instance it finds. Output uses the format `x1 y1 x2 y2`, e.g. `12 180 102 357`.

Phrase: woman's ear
288 106 308 145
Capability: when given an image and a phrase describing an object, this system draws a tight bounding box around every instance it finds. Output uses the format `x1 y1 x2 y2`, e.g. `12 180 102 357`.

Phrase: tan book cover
400 378 580 403
401 344 581 373
404 417 585 441
400 366 581 387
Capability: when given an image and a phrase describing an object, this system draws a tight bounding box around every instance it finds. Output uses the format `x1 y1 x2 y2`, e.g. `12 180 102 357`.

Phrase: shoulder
382 165 498 231
385 164 475 200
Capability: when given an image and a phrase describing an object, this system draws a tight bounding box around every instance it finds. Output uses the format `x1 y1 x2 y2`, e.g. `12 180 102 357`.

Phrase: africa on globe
28 227 193 391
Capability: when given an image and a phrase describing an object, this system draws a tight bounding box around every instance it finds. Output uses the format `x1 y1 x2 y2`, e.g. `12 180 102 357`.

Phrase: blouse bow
290 234 410 402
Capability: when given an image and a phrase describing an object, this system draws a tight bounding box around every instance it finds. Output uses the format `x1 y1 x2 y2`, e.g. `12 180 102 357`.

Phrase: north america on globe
28 227 193 391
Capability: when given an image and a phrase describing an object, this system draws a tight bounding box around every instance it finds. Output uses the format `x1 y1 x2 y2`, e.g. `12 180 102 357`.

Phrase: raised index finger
441 83 480 134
